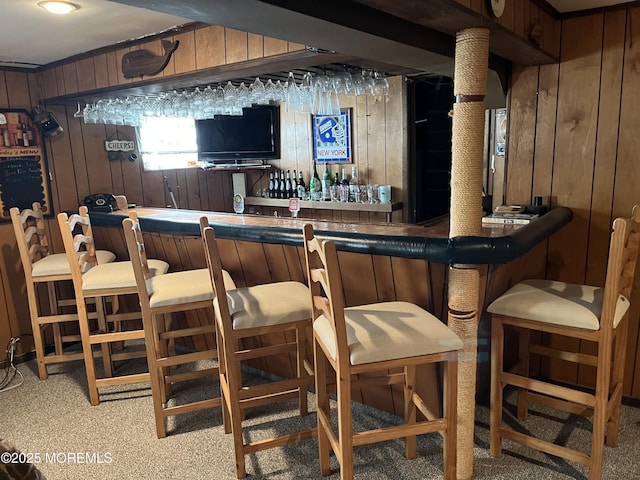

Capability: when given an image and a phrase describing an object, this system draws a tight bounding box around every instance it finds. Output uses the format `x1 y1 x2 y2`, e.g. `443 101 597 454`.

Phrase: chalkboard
0 109 53 219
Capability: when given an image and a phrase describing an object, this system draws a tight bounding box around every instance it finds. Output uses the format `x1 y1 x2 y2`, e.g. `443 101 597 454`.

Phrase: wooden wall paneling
505 64 538 205
66 109 92 208
41 68 59 100
385 76 405 221
287 42 306 52
284 244 307 283
104 51 119 87
430 262 448 321
106 125 126 201
27 73 39 106
119 129 145 207
47 106 79 213
498 0 516 31
76 57 96 93
195 169 211 211
62 63 79 95
0 224 26 352
172 31 196 75
549 14 603 285
93 54 109 90
225 28 249 64
614 8 640 397
195 25 226 70
5 72 31 109
140 169 166 208
54 67 65 97
470 0 482 14
0 72 9 107
81 123 115 202
455 0 471 9
531 63 559 205
180 168 200 210
247 33 264 60
263 37 288 57
514 0 527 38
203 171 227 213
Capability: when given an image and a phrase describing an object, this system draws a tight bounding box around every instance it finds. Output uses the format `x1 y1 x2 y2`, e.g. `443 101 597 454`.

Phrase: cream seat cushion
228 281 311 330
486 279 630 330
148 268 236 309
314 301 463 366
82 259 169 292
31 250 116 277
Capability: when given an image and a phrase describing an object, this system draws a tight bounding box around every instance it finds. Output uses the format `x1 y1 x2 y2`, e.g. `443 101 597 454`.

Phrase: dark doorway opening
408 75 454 224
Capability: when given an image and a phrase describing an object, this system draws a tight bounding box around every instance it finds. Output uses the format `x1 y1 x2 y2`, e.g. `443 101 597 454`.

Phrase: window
137 117 199 170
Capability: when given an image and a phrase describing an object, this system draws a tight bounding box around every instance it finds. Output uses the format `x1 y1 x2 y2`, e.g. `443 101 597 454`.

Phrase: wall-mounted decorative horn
121 39 179 79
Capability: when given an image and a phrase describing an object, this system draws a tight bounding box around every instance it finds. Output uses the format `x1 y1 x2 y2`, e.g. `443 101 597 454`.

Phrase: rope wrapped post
449 27 489 480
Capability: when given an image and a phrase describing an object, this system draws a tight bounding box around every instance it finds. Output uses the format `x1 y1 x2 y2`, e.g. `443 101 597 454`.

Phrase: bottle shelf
244 196 402 217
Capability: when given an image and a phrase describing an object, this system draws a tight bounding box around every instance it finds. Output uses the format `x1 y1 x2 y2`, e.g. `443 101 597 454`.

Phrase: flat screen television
195 105 280 163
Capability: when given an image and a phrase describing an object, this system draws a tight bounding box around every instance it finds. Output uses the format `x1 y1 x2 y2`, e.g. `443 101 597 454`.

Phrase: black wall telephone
83 193 116 213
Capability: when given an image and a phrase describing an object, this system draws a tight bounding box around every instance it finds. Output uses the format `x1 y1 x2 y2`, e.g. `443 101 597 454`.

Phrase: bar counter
90 206 572 265
89 205 572 414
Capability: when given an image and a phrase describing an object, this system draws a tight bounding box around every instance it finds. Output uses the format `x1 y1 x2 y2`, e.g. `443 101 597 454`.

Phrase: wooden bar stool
302 224 462 480
57 206 169 405
122 212 237 438
487 205 640 479
10 202 116 379
200 218 315 479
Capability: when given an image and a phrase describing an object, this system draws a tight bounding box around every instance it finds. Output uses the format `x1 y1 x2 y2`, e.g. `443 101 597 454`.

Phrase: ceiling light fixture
37 1 80 15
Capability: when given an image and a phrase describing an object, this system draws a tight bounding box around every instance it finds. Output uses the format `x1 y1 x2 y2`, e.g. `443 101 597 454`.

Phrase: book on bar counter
482 212 539 225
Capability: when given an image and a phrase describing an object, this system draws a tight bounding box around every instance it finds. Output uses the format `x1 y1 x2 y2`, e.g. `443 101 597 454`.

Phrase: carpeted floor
1 355 639 480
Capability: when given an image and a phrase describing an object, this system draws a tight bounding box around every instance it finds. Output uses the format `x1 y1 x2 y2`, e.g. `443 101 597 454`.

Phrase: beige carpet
1 355 639 480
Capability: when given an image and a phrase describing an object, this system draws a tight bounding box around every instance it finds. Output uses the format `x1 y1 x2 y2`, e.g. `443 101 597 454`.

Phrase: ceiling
0 0 634 70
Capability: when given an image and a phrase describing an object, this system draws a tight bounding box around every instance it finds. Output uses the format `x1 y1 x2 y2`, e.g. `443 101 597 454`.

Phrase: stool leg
296 325 309 416
96 296 113 378
28 282 48 380
314 339 331 476
490 316 504 457
444 355 458 480
47 283 64 356
337 364 353 480
607 323 628 447
517 326 531 421
404 365 417 459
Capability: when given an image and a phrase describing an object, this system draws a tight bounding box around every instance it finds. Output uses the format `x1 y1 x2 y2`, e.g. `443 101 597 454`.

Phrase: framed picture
0 109 54 220
312 109 352 163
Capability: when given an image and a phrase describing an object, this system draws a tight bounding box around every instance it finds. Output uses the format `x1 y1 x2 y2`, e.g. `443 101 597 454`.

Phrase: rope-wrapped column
449 27 489 480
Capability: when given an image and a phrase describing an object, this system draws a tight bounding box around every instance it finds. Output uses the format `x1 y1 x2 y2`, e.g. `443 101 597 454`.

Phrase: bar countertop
90 206 573 265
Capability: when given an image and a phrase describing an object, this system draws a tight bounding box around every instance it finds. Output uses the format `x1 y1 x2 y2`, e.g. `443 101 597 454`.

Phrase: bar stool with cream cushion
487 205 640 480
57 206 169 405
122 212 237 438
201 218 315 479
302 224 462 480
11 202 116 380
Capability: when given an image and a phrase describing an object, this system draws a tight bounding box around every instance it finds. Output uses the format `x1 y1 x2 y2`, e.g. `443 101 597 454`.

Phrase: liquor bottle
291 170 298 198
268 172 275 198
309 163 321 198
322 164 331 201
26 122 34 144
297 170 306 198
279 170 286 199
22 123 30 147
285 170 292 199
2 125 10 147
349 166 359 202
333 172 339 186
0 126 4 147
16 123 24 147
273 170 280 198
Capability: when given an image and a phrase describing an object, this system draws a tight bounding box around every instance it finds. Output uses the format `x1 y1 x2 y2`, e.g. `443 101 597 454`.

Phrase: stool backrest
122 211 154 306
57 206 98 287
601 205 640 331
10 202 51 278
200 219 232 337
302 223 349 370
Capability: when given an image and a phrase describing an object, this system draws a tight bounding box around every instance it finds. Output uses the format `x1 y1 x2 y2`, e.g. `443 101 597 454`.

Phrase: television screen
195 105 280 162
